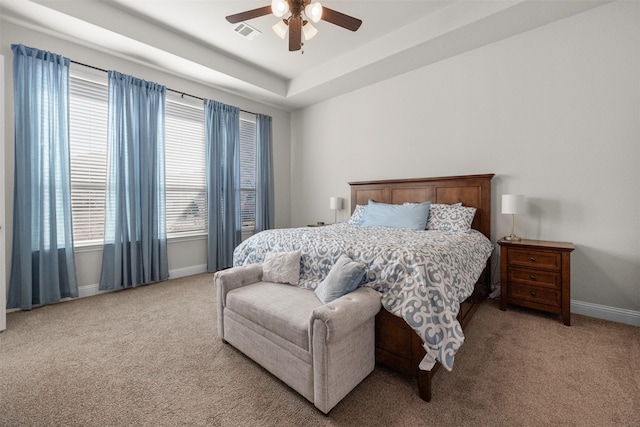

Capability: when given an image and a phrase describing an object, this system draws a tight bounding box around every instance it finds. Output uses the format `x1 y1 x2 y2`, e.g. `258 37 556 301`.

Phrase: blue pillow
361 200 431 230
315 255 366 304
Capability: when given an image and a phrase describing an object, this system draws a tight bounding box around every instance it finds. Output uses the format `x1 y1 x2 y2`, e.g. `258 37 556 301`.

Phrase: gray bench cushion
226 282 323 350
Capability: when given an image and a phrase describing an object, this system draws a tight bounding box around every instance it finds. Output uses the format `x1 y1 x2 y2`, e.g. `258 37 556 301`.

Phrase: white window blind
68 67 108 244
239 112 257 235
165 94 207 236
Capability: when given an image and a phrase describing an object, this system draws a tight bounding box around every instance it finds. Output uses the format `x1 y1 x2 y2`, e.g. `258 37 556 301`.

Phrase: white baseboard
77 264 208 299
168 264 208 279
571 300 640 327
77 283 109 299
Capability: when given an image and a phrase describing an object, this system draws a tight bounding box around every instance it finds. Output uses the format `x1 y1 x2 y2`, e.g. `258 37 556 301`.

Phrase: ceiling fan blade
289 15 302 51
225 5 272 24
321 6 362 32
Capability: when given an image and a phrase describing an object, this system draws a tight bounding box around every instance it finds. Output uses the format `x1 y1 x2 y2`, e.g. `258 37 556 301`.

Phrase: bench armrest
311 287 381 343
311 287 381 412
214 264 263 302
214 264 263 338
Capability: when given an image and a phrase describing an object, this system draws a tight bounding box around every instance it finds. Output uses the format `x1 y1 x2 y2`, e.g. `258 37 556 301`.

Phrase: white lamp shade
329 197 342 210
271 0 289 18
303 22 318 40
305 2 323 23
272 20 288 39
502 194 525 215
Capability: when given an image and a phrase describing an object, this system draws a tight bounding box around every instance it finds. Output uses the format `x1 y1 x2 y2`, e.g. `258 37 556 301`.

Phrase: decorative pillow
315 255 366 304
348 205 366 224
361 200 431 230
262 250 301 285
426 204 476 232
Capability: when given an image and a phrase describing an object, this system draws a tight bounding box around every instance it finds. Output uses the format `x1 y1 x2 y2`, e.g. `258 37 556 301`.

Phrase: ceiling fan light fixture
303 22 318 41
304 2 323 23
225 1 361 52
272 19 288 39
271 0 289 18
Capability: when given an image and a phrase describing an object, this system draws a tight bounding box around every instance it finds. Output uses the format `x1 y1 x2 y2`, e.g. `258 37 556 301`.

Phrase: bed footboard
375 275 488 402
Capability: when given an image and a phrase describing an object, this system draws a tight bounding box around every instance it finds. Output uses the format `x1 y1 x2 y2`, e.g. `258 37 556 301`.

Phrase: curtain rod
70 59 257 115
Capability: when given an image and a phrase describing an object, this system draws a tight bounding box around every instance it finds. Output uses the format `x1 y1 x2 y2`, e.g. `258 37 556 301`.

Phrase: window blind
165 94 207 236
69 68 108 244
239 112 257 233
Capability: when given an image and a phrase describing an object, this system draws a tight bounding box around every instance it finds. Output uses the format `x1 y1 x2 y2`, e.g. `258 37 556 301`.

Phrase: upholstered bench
214 260 381 414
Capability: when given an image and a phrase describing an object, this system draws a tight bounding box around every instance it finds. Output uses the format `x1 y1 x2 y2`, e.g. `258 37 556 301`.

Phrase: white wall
290 2 640 314
1 22 292 288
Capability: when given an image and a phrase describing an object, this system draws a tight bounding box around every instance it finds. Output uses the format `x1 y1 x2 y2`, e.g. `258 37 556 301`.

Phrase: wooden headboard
349 174 494 241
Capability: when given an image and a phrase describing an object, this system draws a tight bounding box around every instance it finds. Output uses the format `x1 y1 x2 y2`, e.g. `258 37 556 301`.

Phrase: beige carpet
1 273 638 427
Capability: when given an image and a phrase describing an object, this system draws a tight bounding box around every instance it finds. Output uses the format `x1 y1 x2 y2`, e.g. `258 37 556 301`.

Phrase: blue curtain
255 114 274 232
7 44 78 310
204 100 241 272
99 71 168 290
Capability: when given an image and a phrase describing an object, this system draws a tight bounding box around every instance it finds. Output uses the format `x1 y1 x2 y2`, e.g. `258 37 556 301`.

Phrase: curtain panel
8 44 79 309
204 100 241 272
99 71 169 290
255 114 274 232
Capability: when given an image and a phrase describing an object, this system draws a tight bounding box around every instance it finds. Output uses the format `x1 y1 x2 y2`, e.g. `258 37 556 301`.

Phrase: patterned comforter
233 223 493 371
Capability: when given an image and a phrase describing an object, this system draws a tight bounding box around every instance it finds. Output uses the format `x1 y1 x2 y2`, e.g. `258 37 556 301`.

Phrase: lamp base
503 234 521 241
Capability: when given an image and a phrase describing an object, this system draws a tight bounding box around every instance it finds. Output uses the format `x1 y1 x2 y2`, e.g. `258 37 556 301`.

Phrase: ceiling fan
226 0 362 52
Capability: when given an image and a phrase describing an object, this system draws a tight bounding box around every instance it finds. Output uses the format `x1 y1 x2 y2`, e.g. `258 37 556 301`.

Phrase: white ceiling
1 0 610 111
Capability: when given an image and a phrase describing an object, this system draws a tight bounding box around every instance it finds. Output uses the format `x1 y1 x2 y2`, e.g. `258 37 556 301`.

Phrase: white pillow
262 250 301 285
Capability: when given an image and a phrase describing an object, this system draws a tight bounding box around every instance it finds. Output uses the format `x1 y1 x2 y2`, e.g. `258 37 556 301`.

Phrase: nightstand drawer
508 249 561 271
508 267 561 289
508 283 561 307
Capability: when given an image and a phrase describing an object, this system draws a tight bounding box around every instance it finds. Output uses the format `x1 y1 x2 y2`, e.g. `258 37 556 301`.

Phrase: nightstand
498 239 575 325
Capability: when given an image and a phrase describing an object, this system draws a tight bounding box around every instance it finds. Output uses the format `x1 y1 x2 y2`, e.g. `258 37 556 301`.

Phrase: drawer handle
530 275 536 281
530 290 537 297
530 256 536 262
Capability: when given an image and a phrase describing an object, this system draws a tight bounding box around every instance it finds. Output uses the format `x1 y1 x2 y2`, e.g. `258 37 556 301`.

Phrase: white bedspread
233 223 493 371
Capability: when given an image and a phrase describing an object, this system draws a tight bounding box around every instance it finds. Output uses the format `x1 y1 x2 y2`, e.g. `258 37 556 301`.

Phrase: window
68 66 108 244
68 64 259 243
165 94 207 236
239 112 257 237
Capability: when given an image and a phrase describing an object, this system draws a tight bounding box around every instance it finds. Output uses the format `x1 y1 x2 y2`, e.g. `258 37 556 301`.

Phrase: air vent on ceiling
233 22 261 41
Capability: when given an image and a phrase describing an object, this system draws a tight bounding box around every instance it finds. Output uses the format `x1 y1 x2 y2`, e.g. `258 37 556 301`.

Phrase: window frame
68 65 109 247
239 111 257 239
164 92 207 239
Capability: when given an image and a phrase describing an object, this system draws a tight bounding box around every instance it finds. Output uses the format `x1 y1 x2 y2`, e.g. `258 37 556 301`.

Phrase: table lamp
329 197 342 223
502 194 525 241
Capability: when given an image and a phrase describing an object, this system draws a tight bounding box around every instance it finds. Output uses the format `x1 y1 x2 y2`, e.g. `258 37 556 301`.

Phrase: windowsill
74 240 104 253
74 232 208 253
167 232 207 243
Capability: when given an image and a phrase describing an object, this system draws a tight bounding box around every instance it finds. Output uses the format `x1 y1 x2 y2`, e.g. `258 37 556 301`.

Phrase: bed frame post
417 367 437 402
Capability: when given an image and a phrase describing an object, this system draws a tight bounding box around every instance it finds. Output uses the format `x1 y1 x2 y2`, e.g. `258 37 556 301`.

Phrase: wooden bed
349 173 494 402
